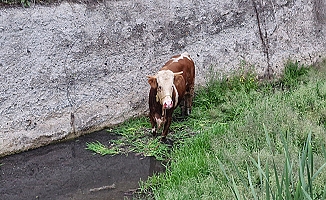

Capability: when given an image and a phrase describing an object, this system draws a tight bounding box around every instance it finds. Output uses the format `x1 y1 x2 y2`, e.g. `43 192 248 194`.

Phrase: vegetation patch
87 59 326 199
141 60 326 199
86 115 200 161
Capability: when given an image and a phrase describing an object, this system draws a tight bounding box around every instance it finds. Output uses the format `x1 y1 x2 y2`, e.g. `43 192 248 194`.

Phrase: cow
147 52 195 141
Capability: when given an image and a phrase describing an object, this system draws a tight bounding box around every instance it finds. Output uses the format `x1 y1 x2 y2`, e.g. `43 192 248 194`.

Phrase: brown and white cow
147 52 195 141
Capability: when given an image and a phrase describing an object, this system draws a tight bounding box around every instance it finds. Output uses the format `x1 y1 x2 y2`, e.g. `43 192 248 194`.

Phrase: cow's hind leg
185 84 194 116
180 98 187 117
150 114 157 136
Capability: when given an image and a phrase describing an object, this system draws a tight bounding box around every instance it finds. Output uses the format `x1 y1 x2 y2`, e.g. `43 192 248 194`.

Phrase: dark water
0 130 165 200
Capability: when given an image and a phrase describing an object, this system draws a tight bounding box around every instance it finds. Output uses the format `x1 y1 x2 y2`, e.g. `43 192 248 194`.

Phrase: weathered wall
0 0 325 157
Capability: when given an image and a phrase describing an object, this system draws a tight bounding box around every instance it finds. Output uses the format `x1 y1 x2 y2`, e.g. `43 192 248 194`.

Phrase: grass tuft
86 141 119 156
277 60 310 90
86 117 171 160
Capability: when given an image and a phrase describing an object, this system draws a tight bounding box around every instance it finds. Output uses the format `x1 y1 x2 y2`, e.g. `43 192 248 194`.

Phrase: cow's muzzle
163 100 173 109
157 93 174 109
159 95 173 109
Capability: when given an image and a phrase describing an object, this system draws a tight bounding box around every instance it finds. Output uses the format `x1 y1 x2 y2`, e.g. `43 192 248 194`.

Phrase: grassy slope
140 60 326 199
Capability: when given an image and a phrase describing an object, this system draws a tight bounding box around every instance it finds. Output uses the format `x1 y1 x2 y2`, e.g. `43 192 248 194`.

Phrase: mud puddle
0 130 165 200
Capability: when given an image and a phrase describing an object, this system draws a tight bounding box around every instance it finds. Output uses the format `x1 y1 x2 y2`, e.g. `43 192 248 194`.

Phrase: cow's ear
174 74 184 85
147 76 157 89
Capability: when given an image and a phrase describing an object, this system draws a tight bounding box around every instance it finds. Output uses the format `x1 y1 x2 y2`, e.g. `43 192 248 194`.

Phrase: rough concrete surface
0 0 326 156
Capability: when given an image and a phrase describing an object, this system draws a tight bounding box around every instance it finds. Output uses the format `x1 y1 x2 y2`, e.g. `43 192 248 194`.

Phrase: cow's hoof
151 128 157 136
160 136 167 142
160 137 173 146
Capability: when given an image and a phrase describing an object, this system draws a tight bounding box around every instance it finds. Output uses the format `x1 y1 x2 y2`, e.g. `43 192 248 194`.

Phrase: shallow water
0 130 165 200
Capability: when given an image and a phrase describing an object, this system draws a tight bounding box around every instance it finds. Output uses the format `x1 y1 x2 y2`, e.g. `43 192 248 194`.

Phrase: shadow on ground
0 130 165 200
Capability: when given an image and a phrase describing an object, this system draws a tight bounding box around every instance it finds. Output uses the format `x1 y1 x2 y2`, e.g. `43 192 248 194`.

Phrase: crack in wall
252 0 274 79
62 40 78 134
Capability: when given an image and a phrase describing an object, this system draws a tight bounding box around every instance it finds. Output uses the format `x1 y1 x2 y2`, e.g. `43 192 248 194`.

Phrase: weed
85 117 172 160
86 141 119 156
219 131 326 200
20 0 30 7
278 60 310 89
1 0 30 7
194 68 258 111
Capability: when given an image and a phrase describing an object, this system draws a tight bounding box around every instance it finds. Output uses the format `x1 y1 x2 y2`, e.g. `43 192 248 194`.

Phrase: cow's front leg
161 113 172 141
150 114 157 136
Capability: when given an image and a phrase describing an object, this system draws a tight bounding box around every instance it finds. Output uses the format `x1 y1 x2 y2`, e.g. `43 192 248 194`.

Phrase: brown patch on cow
147 52 195 140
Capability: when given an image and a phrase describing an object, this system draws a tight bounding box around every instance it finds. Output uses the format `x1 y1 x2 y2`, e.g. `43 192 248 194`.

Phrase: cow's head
147 70 183 109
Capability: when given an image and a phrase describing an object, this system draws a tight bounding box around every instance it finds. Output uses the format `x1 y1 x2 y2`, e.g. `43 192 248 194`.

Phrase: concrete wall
1 0 325 157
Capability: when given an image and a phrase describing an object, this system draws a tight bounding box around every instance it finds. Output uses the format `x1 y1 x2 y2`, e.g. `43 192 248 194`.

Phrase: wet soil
0 130 165 200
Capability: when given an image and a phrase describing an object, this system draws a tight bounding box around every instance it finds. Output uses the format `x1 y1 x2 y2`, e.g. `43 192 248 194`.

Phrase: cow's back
161 53 195 87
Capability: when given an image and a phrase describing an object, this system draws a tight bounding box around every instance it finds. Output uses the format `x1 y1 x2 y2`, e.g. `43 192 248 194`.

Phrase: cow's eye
158 86 162 91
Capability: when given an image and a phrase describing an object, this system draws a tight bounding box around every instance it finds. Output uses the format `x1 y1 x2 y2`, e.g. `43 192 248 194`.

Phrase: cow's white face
156 70 175 109
148 70 183 109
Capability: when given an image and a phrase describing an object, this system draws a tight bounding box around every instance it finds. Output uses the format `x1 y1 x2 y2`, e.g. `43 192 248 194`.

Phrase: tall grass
219 131 326 200
141 60 326 199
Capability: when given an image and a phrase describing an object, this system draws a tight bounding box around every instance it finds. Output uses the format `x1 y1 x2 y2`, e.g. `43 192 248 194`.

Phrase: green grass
1 0 30 7
86 117 170 160
138 60 326 199
86 141 120 156
86 112 211 161
87 59 326 199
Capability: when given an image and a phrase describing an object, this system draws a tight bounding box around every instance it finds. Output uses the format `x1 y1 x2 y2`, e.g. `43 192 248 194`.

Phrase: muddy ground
0 130 165 200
